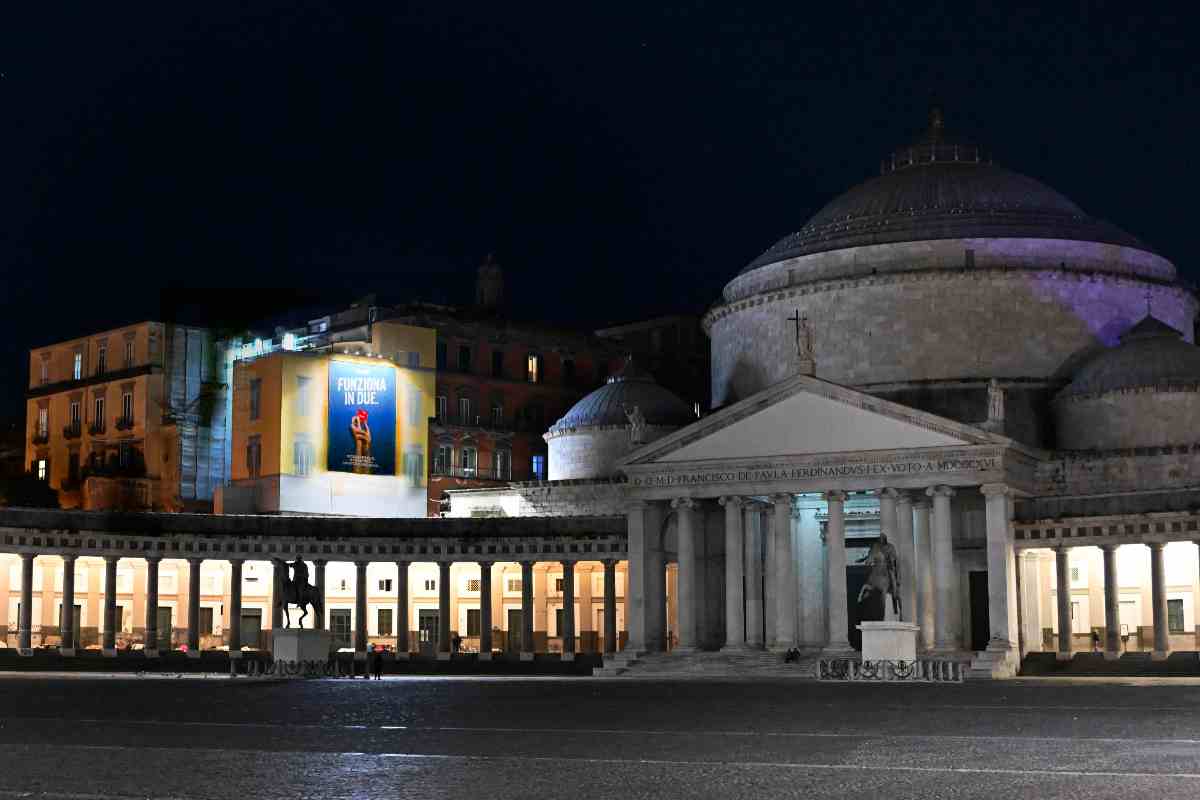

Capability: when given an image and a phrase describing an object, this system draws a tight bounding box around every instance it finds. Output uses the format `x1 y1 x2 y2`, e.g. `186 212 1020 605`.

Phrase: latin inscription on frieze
630 455 1001 488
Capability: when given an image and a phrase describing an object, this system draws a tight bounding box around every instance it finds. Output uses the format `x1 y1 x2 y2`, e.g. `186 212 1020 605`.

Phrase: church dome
548 359 694 434
1054 316 1200 450
742 111 1146 274
544 359 693 481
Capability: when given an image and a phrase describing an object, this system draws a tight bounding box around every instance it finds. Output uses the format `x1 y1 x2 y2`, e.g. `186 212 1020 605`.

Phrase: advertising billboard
327 360 397 475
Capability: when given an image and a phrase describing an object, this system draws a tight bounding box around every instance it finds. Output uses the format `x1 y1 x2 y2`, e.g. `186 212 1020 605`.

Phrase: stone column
228 560 243 658
479 561 494 660
355 561 369 659
602 559 618 654
981 484 1018 673
560 560 576 660
60 555 77 655
770 493 796 650
17 553 34 655
1101 544 1120 659
271 561 283 631
1018 552 1042 656
796 498 825 650
186 558 202 657
395 561 409 658
314 560 327 630
912 499 934 650
719 496 746 651
895 491 917 624
102 556 118 656
671 497 699 652
625 501 667 654
927 486 957 652
144 557 161 656
437 561 452 659
823 491 851 653
1055 547 1072 660
520 560 535 660
1149 542 1169 660
744 503 765 648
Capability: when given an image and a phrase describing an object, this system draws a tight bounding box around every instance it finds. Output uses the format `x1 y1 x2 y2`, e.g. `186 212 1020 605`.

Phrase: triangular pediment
622 373 1001 467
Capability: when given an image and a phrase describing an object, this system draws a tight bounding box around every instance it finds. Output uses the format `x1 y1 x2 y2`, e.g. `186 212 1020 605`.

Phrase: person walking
371 646 383 679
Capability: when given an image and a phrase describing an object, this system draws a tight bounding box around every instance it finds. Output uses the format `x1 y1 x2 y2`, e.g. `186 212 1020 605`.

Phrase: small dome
548 358 694 433
1059 317 1200 399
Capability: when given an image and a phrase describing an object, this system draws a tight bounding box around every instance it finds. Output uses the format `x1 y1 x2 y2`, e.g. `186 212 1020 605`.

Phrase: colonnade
7 552 623 660
630 483 1018 665
1048 540 1190 661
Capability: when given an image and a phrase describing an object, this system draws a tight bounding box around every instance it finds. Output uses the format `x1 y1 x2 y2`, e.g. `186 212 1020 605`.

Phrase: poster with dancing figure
327 360 396 475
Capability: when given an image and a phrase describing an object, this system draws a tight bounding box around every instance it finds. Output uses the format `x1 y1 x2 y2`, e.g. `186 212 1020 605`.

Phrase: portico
617 372 1039 678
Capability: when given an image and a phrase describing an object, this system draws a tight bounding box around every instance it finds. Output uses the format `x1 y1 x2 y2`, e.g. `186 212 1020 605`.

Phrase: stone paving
3 675 1200 799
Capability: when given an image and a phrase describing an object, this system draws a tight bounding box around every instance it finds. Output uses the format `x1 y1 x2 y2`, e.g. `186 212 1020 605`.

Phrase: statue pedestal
858 621 920 663
273 629 332 664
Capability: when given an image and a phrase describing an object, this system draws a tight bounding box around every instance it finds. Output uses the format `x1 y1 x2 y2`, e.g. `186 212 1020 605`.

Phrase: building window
526 353 541 384
457 345 472 373
490 400 504 427
73 353 82 380
403 447 424 487
378 578 393 592
1070 567 1080 582
506 578 521 593
435 395 447 422
338 578 348 592
466 579 481 592
249 378 262 421
247 435 262 478
293 437 314 476
96 346 107 376
466 608 481 637
405 351 420 369
118 441 132 469
1168 598 1185 634
491 350 504 378
199 607 214 636
434 445 451 474
458 397 471 425
436 341 447 370
531 454 546 481
39 360 48 384
296 376 311 417
494 449 511 480
555 577 564 593
562 359 575 385
555 608 566 637
36 408 48 438
69 400 81 426
121 391 133 424
92 396 105 431
124 340 134 367
424 579 436 592
378 608 393 637
460 447 477 477
525 404 544 432
36 459 47 481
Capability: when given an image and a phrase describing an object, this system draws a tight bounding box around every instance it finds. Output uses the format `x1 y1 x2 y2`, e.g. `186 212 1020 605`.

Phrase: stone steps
594 650 817 679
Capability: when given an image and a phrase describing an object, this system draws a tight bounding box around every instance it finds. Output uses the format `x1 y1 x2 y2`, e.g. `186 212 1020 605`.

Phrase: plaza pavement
2 674 1200 799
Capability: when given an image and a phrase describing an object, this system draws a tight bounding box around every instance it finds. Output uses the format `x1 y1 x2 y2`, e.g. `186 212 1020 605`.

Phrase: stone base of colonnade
966 640 1019 679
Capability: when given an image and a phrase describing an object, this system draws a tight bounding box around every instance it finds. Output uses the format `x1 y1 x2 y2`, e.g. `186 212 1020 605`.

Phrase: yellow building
219 325 436 517
24 322 226 511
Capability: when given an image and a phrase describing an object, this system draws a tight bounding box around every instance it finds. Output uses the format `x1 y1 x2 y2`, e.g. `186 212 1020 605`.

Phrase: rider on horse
290 558 309 607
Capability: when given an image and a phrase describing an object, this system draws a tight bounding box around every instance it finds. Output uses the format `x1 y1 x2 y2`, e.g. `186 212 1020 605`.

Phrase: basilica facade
451 112 1200 678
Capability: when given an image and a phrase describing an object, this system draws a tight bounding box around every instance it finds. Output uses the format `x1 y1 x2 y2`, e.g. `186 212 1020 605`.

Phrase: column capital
718 495 745 509
910 496 931 509
768 492 791 506
312 558 326 567
477 560 494 569
877 487 902 501
823 490 848 503
518 559 536 567
394 559 409 567
61 553 77 564
187 556 204 566
624 499 649 512
601 558 617 568
1054 544 1072 554
895 490 913 508
144 555 161 565
1100 542 1118 553
104 554 121 564
1148 540 1166 552
979 483 1011 498
671 497 698 511
926 485 956 499
560 559 576 568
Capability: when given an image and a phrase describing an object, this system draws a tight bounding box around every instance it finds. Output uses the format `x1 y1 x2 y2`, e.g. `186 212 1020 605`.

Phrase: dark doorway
507 608 523 653
418 609 439 657
330 609 351 650
240 610 262 649
156 607 172 650
846 565 874 651
969 571 990 652
58 603 82 647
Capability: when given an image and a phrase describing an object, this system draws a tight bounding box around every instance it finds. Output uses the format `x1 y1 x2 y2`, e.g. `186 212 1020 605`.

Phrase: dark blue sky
2 3 1196 419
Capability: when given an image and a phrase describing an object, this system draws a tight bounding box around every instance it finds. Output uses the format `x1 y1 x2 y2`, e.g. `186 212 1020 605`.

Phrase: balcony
88 421 106 436
62 421 82 440
432 415 519 434
114 416 135 431
31 431 49 446
431 465 523 482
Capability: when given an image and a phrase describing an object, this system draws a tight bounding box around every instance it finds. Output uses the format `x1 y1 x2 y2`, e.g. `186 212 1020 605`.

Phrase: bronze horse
270 558 324 629
856 534 902 619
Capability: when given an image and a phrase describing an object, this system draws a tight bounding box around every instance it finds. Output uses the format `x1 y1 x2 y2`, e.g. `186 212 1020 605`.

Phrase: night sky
2 4 1197 420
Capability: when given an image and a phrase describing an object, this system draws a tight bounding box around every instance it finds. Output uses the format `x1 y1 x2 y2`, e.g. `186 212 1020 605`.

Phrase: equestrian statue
856 533 901 620
271 557 324 628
